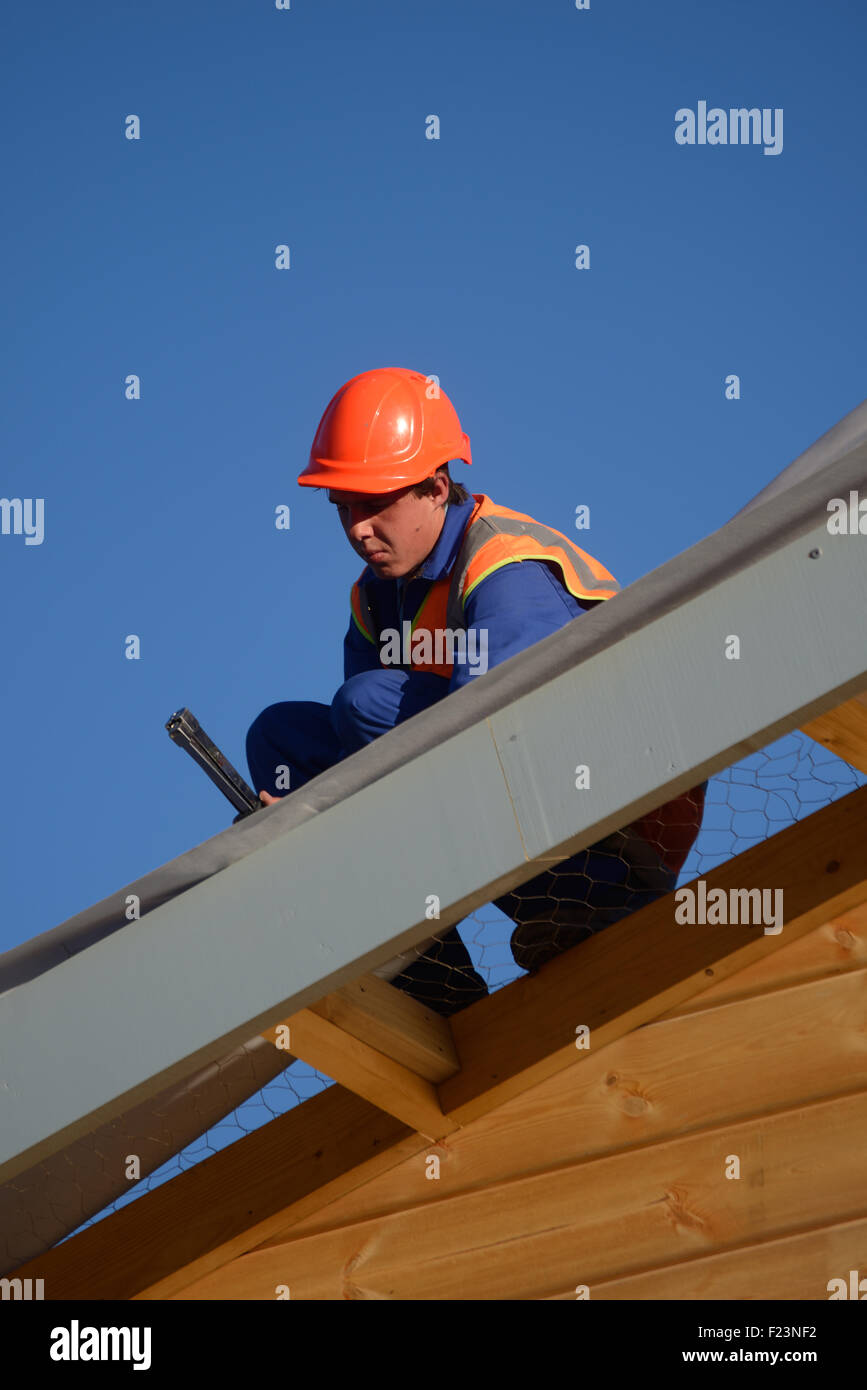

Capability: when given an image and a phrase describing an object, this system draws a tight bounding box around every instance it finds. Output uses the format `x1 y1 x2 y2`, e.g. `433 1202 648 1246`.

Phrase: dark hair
411 463 470 505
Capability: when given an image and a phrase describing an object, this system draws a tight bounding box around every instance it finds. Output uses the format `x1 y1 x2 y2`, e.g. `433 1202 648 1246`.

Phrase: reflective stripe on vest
349 494 620 678
444 495 620 631
350 581 377 644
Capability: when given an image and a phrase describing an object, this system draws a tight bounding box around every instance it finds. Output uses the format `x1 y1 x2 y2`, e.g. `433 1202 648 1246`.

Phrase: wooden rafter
9 1088 421 1301
801 690 867 774
303 974 461 1083
262 1004 459 1141
260 974 461 1139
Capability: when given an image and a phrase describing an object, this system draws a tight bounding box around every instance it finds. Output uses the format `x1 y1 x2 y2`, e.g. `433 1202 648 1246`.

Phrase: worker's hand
258 790 281 806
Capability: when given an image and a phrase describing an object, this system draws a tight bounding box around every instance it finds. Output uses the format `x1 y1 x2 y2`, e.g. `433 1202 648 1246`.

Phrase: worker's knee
330 671 398 750
331 669 449 752
331 672 375 717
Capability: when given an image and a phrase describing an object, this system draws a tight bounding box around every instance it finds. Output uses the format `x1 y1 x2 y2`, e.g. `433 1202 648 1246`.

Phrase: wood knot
621 1093 649 1116
659 1186 707 1234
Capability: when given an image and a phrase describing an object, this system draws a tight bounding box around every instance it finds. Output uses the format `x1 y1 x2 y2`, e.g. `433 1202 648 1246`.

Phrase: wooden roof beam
262 990 460 1141
7 1086 422 1302
263 973 460 1084
260 974 462 1139
801 689 867 774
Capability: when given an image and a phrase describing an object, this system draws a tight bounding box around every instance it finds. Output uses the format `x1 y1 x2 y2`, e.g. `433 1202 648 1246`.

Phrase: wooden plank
264 967 867 1246
263 974 460 1084
546 1214 867 1299
660 904 867 1018
801 690 867 773
7 1086 423 1301
171 1088 867 1299
139 963 867 1296
261 1009 460 1140
439 786 867 1125
311 975 461 1081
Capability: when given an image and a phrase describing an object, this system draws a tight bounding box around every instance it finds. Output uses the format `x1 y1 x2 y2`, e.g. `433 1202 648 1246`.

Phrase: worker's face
328 473 449 579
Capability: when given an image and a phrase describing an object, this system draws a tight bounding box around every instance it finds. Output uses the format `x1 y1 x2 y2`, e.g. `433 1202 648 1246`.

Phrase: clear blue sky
2 0 866 958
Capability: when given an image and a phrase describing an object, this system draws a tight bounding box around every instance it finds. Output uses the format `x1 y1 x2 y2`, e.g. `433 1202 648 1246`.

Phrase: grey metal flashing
1 399 866 1189
731 393 867 517
444 510 622 630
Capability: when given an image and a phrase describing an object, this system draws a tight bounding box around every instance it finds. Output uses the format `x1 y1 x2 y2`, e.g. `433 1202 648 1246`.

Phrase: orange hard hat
298 367 472 493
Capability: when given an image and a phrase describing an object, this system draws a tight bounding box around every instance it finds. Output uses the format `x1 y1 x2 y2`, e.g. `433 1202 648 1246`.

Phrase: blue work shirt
343 493 603 693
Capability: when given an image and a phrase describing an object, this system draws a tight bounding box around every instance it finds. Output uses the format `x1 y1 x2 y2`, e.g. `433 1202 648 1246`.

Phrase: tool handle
166 708 261 817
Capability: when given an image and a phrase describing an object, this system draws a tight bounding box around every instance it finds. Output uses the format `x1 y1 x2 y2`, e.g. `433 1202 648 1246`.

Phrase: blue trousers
246 671 680 1009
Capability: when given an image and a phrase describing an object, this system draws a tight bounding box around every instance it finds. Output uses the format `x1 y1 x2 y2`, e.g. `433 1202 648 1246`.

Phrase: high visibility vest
349 493 620 680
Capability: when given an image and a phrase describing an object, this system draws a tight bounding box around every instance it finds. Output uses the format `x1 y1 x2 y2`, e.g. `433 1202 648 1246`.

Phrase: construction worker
246 368 705 1015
